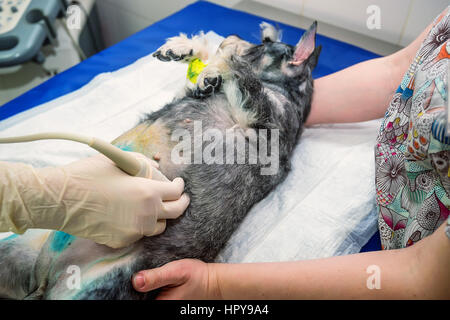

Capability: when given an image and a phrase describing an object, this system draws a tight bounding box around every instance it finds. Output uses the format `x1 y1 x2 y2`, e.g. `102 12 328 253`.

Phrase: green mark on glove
187 58 207 84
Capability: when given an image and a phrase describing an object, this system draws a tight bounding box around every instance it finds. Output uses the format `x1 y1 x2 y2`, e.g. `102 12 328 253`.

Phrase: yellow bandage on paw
187 58 207 84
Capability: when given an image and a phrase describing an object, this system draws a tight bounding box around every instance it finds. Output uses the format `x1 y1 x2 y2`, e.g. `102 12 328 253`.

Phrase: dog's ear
289 21 317 66
306 45 322 70
260 22 281 43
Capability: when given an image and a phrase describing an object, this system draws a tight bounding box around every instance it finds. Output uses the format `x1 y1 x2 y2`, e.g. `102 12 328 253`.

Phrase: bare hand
132 259 221 299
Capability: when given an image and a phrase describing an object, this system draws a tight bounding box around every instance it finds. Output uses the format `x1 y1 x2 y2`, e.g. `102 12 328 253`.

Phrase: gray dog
0 22 320 299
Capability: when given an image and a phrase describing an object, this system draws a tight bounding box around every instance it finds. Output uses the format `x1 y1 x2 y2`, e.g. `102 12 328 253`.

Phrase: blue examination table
0 0 382 252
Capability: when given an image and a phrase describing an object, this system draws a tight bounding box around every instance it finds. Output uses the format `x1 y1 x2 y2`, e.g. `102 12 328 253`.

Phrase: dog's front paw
153 48 193 62
193 71 222 98
152 36 195 62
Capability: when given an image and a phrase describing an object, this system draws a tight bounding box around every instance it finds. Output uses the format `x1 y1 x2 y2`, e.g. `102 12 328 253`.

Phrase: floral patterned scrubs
375 7 450 249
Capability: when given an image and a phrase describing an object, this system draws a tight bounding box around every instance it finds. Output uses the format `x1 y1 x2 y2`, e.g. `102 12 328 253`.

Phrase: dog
0 22 321 299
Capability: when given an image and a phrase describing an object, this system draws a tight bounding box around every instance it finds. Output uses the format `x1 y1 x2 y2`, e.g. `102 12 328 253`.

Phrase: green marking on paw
187 58 207 84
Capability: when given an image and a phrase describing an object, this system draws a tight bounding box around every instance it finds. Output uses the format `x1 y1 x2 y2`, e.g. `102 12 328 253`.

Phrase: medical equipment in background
61 0 104 61
0 0 64 66
0 2 155 180
0 0 103 67
0 132 168 180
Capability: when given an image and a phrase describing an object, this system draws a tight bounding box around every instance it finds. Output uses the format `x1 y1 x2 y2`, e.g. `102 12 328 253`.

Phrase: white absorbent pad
0 31 381 260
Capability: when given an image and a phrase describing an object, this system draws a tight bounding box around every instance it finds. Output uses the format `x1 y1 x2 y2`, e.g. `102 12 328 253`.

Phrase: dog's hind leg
0 230 52 299
38 234 144 300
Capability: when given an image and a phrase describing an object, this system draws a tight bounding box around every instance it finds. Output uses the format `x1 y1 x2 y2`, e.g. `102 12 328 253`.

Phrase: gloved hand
0 153 190 248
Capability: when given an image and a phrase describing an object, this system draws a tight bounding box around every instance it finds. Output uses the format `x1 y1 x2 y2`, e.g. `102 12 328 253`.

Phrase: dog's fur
0 22 321 299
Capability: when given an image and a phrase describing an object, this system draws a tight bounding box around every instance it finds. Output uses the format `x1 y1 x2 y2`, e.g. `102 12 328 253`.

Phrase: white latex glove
0 154 190 248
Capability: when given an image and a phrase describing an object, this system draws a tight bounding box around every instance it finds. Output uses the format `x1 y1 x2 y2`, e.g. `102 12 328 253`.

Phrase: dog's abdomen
112 120 186 180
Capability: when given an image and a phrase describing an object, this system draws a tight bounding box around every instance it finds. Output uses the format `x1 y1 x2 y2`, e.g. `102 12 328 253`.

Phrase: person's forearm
0 161 65 233
212 223 449 299
306 55 398 125
0 162 42 233
306 20 433 126
212 248 416 299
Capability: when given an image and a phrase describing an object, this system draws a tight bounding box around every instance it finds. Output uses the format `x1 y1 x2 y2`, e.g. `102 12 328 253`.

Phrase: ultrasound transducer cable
0 132 167 180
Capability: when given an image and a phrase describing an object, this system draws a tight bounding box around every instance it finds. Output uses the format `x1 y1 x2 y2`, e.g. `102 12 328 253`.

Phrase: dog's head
242 22 321 83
